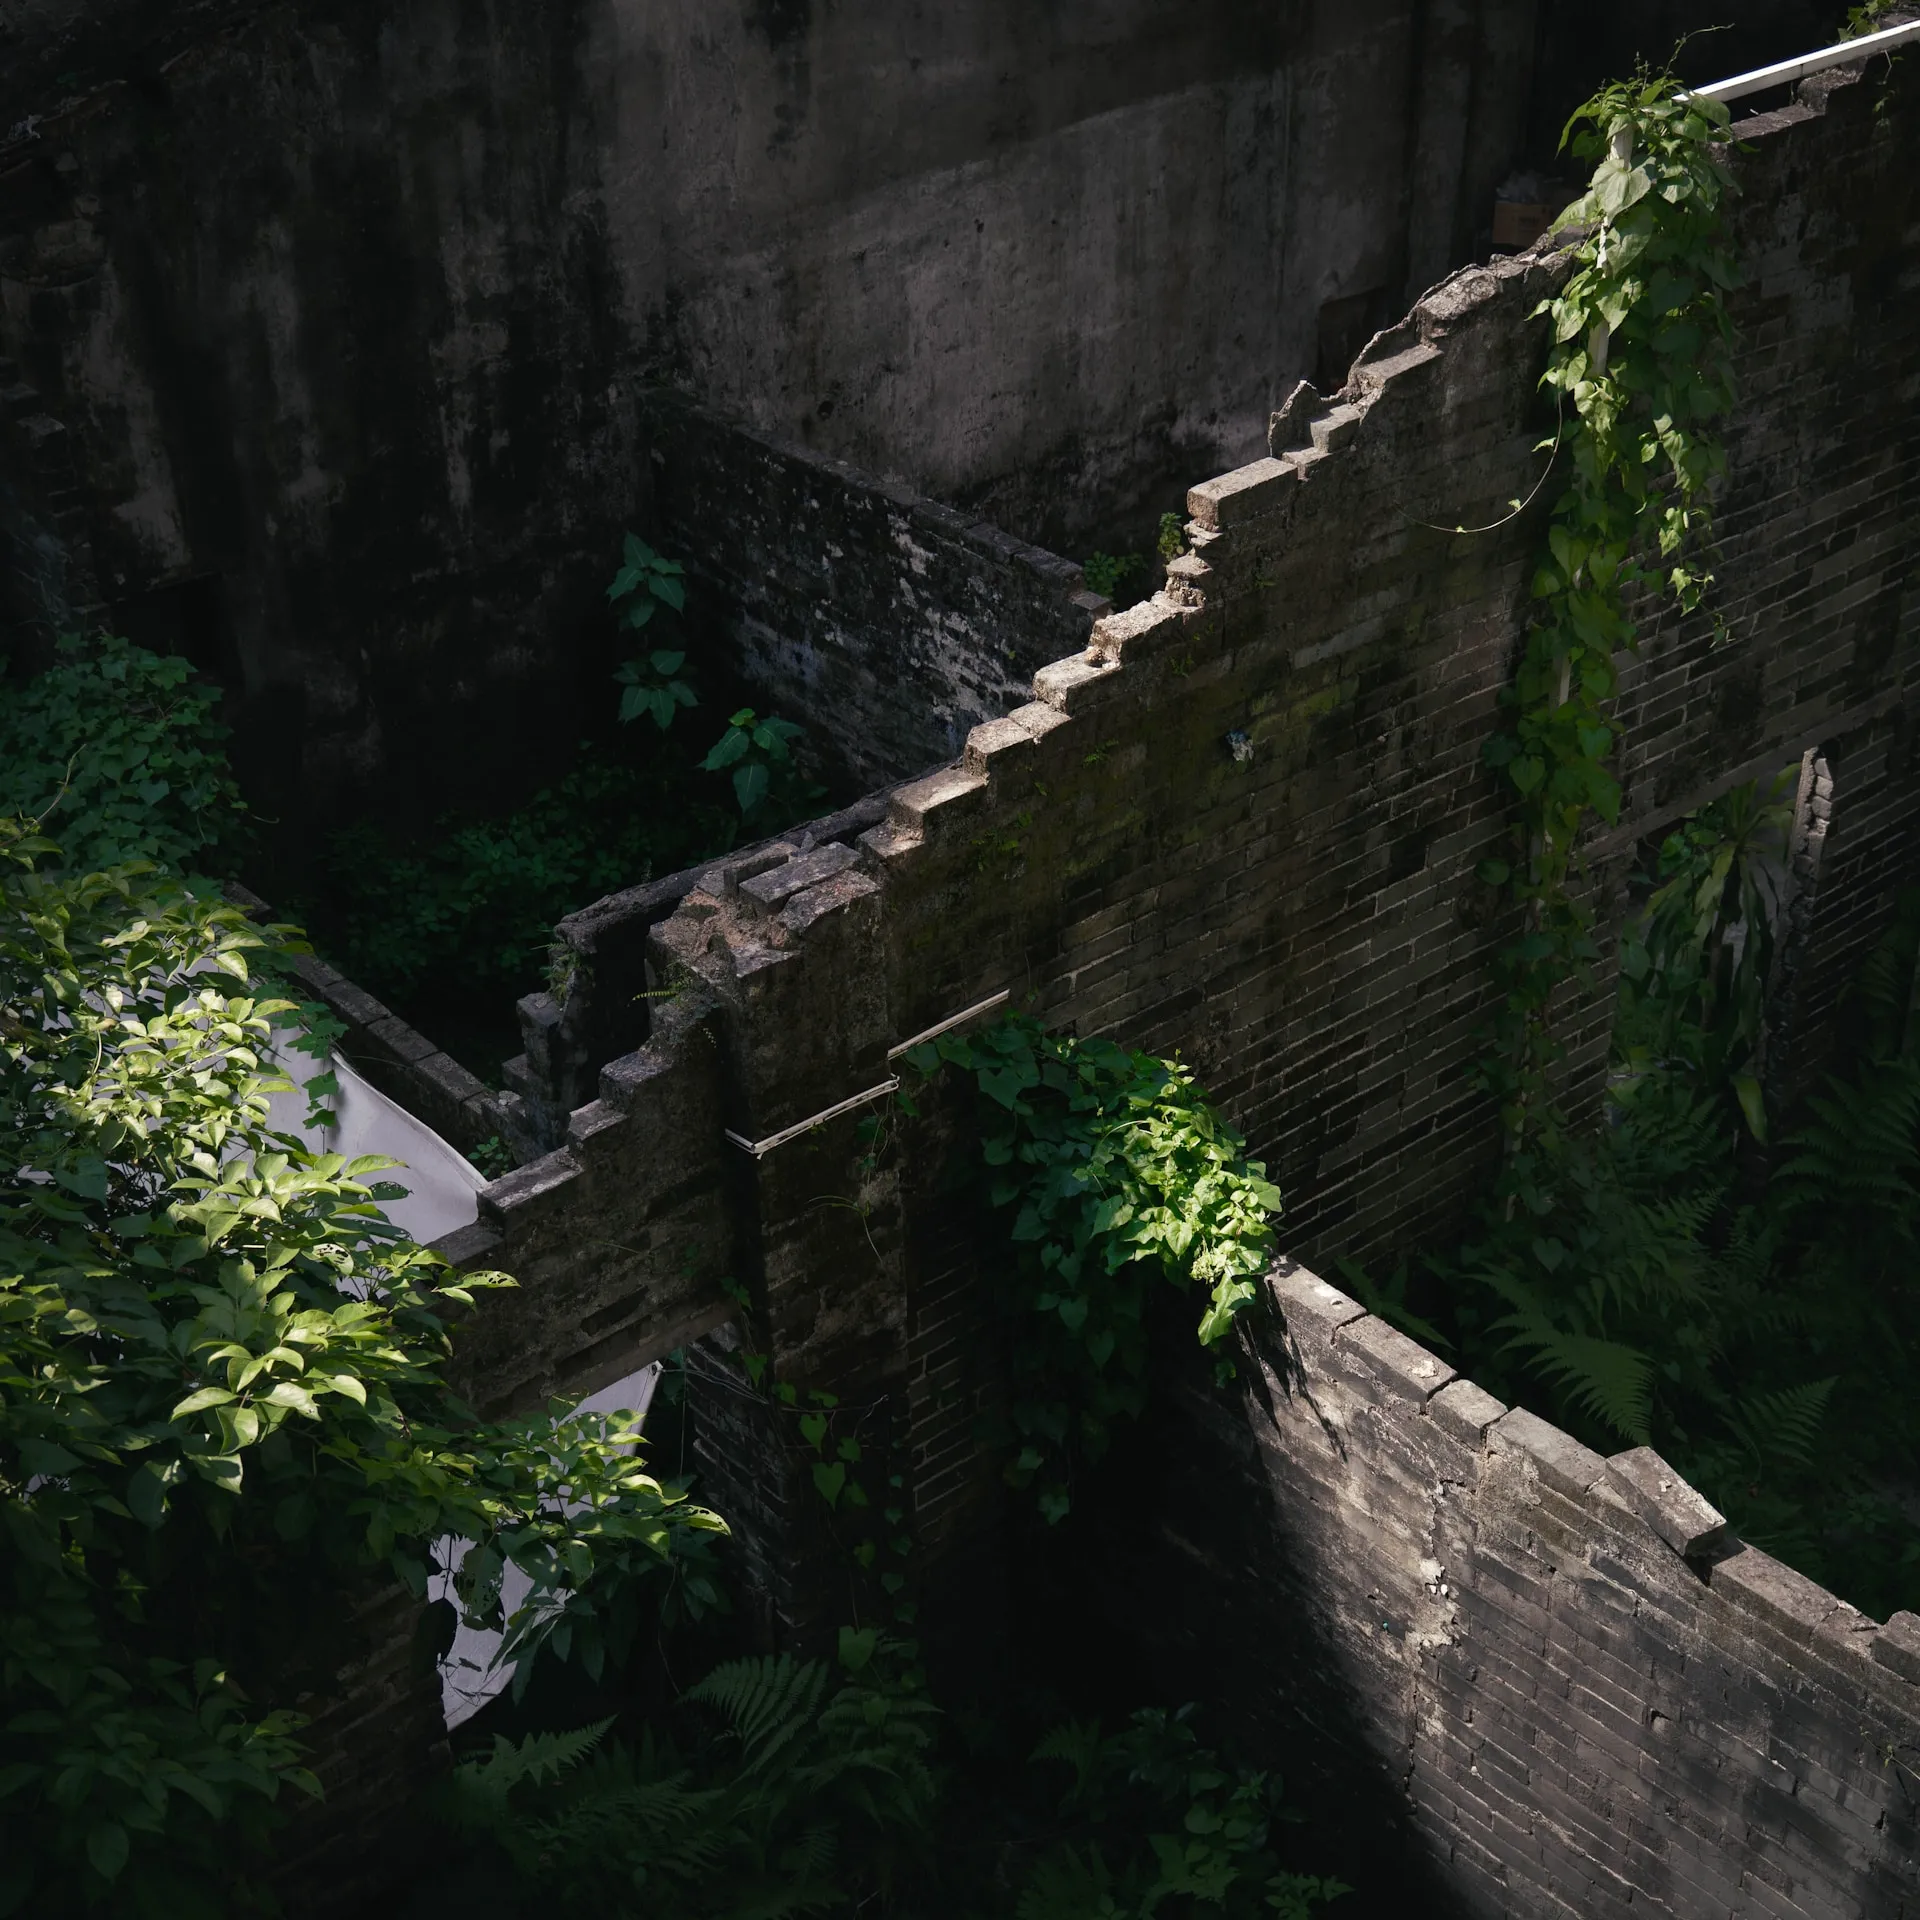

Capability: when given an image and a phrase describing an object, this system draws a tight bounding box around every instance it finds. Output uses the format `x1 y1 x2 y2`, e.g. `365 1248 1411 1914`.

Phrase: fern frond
688 1654 832 1782
700 1862 846 1920
1495 1317 1655 1444
1721 1376 1837 1470
1779 1062 1920 1234
450 1717 612 1805
1015 1842 1120 1920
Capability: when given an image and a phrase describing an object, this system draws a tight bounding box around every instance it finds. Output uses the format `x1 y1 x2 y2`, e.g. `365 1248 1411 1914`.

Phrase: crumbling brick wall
287 39 1920 1913
1098 1263 1920 1917
646 393 1103 793
436 32 1919 1543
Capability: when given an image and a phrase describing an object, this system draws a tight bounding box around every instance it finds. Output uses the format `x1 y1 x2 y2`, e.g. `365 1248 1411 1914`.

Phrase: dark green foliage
466 1135 518 1180
1080 552 1145 601
1412 800 1920 1618
439 1631 938 1917
307 538 822 1044
1614 769 1795 1138
607 532 688 639
313 743 738 1008
0 633 248 879
1431 73 1920 1613
702 706 814 821
904 1017 1279 1521
616 648 700 731
1013 1707 1349 1920
0 825 725 1911
1478 73 1739 1162
432 1671 1351 1920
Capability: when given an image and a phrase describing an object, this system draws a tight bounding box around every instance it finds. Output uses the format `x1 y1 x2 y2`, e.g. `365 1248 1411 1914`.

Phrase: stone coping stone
1606 1446 1730 1558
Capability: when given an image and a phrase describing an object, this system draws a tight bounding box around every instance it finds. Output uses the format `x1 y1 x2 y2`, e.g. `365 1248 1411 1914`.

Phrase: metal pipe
1684 18 1920 105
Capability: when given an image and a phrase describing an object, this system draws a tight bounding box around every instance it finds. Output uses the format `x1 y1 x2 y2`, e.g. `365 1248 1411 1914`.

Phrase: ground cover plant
900 1017 1280 1522
395 1011 1341 1920
1351 782 1920 1619
0 673 1341 1912
418 1658 1351 1920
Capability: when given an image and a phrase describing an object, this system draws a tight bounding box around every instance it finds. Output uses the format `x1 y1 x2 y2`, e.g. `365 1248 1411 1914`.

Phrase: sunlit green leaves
909 1017 1280 1520
0 831 727 1907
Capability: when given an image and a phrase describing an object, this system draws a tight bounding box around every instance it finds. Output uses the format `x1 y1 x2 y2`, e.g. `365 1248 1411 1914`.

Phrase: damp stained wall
0 0 1540 838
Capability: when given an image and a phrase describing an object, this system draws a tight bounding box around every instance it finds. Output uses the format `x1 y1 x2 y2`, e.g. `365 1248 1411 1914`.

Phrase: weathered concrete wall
0 0 1541 837
1104 1261 1920 1916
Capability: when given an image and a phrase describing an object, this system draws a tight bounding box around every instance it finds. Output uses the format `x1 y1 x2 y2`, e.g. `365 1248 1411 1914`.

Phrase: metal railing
1685 17 1920 105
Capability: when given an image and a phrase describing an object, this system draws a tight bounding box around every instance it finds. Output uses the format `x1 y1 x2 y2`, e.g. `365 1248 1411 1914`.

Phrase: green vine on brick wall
903 1017 1280 1522
1479 74 1740 1173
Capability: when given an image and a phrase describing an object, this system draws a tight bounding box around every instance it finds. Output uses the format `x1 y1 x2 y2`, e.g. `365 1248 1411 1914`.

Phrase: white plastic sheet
433 1363 663 1728
258 1039 661 1725
262 1043 485 1244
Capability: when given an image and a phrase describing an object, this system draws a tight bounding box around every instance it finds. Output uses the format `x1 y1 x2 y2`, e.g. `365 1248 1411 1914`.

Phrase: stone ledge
1266 1260 1368 1351
1334 1312 1456 1403
1708 1542 1842 1646
427 1219 503 1267
1033 651 1127 714
1187 456 1298 531
739 841 860 914
1605 1446 1729 1559
1089 595 1193 664
888 764 989 831
1873 1611 1920 1686
564 1098 626 1153
779 867 881 939
1430 1377 1509 1447
479 1147 583 1228
1491 1407 1607 1499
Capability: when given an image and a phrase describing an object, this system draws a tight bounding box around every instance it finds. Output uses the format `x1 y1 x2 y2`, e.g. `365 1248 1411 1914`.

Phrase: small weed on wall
294 534 831 1079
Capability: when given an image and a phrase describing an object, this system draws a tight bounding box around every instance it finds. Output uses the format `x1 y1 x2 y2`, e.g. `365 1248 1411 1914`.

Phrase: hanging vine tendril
1478 73 1741 1182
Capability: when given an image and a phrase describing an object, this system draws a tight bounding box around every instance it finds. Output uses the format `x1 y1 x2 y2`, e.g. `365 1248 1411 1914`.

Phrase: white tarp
262 1041 486 1244
433 1362 663 1728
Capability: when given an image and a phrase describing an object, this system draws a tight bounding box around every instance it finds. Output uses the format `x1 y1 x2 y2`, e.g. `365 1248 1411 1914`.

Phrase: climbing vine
903 1017 1280 1522
1480 74 1740 1168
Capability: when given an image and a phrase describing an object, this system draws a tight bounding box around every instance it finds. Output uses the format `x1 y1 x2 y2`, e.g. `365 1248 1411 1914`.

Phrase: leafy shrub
616 647 700 730
439 1629 937 1917
1081 552 1144 601
434 1656 1354 1920
607 533 687 639
903 1018 1280 1520
702 706 812 820
1015 1706 1350 1919
0 633 247 877
1613 767 1796 1138
0 822 725 1911
311 537 823 1027
315 744 738 1008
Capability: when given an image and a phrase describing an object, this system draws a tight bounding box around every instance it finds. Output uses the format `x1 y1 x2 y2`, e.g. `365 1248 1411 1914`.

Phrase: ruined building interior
2 1 1919 1915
